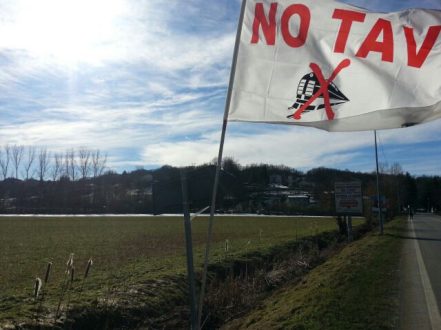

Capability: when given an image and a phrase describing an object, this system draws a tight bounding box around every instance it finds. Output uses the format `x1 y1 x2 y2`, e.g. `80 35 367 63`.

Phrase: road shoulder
400 216 441 330
399 219 431 329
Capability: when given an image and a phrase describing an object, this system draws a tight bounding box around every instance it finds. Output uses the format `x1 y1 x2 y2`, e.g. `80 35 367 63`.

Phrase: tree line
0 145 107 181
0 153 439 215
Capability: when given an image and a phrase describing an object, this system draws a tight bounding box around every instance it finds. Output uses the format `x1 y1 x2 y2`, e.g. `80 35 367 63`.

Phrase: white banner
228 0 441 131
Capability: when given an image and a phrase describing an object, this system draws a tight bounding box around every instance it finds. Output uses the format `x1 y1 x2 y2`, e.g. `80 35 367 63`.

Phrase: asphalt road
400 213 441 329
412 214 441 309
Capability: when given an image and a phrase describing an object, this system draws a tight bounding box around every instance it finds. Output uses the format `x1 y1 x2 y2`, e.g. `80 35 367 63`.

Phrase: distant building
269 174 282 185
286 194 310 207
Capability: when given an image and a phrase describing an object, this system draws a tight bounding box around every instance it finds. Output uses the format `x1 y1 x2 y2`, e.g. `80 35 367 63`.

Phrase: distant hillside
0 158 440 216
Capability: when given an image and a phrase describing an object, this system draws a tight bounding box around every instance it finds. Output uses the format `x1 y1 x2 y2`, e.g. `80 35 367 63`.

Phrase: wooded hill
0 158 439 216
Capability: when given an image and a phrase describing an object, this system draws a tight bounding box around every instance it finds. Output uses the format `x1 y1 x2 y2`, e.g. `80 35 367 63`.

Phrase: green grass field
225 217 404 330
0 215 362 325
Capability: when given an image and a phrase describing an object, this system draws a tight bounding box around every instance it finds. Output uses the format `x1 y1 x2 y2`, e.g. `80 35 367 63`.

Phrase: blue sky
0 0 440 176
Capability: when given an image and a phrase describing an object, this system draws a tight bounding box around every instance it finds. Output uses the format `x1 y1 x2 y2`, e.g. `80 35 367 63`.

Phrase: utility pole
181 170 198 329
374 130 383 235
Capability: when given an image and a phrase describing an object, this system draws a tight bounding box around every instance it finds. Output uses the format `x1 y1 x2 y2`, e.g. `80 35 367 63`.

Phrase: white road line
410 218 441 329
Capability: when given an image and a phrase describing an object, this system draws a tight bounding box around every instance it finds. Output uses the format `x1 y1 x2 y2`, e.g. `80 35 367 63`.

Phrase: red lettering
332 9 366 53
251 3 278 45
405 25 441 68
356 19 394 62
281 4 311 48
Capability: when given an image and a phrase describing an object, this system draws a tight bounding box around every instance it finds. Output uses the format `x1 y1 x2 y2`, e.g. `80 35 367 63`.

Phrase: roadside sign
335 181 363 215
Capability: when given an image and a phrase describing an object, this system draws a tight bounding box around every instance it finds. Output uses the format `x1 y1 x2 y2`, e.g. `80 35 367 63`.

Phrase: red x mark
292 58 351 121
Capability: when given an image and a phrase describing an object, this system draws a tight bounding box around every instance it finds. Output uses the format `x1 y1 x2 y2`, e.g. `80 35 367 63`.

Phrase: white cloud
378 120 441 144
0 98 222 154
141 128 369 167
339 0 441 11
0 0 236 69
141 120 441 172
0 0 440 176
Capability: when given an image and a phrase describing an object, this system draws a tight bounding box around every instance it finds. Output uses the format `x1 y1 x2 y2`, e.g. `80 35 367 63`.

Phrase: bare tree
390 162 404 176
0 145 11 180
0 149 3 180
37 148 50 181
67 149 76 181
78 147 91 179
24 146 36 180
51 153 63 181
390 162 404 213
91 149 107 178
62 149 76 180
63 150 70 179
378 162 389 175
11 144 24 179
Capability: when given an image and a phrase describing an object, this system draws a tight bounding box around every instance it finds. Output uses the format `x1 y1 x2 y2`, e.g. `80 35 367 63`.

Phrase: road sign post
180 170 198 330
335 181 362 242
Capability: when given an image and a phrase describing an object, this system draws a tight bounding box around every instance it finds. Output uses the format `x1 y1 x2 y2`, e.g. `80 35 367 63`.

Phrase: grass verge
0 216 363 327
224 217 405 330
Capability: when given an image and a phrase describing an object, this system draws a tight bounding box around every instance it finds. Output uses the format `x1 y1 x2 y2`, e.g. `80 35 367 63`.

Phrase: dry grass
223 218 404 330
0 215 362 324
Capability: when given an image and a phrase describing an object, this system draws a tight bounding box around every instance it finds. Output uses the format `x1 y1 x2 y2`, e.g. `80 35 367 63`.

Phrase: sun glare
10 0 126 65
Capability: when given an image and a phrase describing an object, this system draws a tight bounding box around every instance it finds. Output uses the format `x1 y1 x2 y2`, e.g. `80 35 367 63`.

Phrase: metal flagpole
197 0 247 327
180 170 198 329
374 130 383 235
